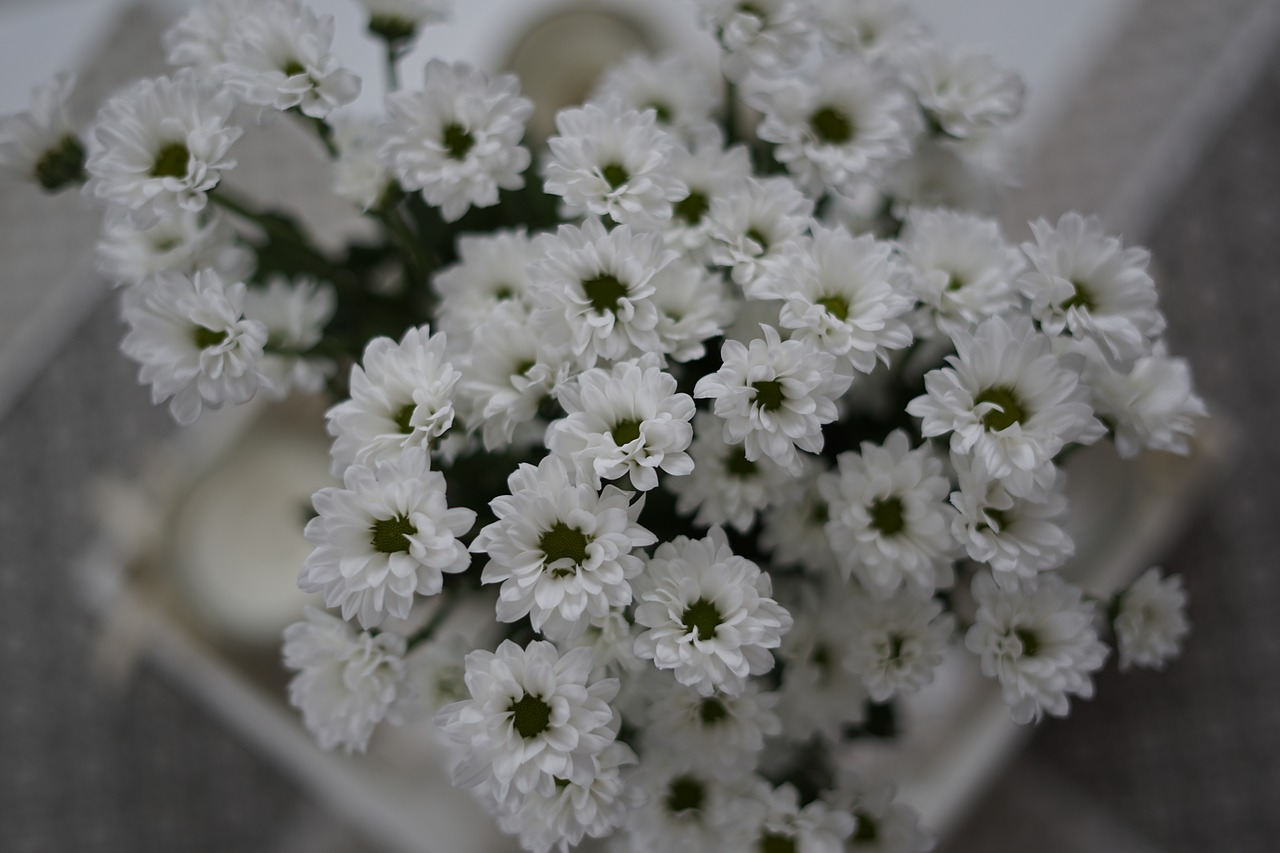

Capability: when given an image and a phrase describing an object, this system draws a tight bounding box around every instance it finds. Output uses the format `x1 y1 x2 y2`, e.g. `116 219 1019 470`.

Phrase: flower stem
406 587 456 649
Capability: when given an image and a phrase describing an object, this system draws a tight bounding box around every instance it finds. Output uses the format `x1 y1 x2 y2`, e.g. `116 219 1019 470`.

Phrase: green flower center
582 274 628 313
367 14 417 43
150 142 190 179
612 418 643 447
645 101 673 123
509 693 552 739
817 295 850 321
674 190 710 225
725 446 757 478
974 386 1027 432
981 507 1011 532
665 775 705 814
682 597 722 642
870 496 905 536
370 515 417 554
539 521 590 571
945 271 967 292
1061 279 1096 311
810 106 854 144
442 122 475 160
699 697 729 725
34 134 86 191
752 380 786 412
601 162 629 189
853 812 879 842
760 833 797 853
393 403 416 434
1014 628 1041 657
281 59 306 77
887 633 906 660
745 226 770 253
192 325 228 350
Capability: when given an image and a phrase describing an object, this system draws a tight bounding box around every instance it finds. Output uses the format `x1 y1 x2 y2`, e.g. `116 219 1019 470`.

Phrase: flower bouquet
2 1 1209 851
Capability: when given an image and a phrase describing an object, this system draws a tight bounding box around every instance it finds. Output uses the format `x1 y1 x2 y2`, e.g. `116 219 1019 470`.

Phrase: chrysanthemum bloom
965 571 1108 724
473 455 655 642
244 275 336 398
119 268 267 425
84 70 241 221
897 206 1024 339
528 219 674 367
708 176 814 287
548 354 695 491
737 780 855 853
95 208 252 286
621 760 744 853
811 0 928 59
647 128 752 263
818 429 957 599
1083 341 1207 459
589 52 720 137
776 591 867 742
633 527 792 696
330 117 390 211
696 325 851 474
748 225 914 373
326 325 460 475
668 412 791 533
433 228 536 341
163 0 253 71
823 769 934 853
543 101 686 224
1113 567 1190 672
907 314 1105 498
642 678 781 778
299 446 475 628
1018 212 1165 365
282 607 407 753
219 0 360 118
845 589 954 702
694 0 812 82
754 57 920 195
760 460 841 576
0 73 84 191
651 260 736 363
899 40 1025 139
435 640 620 799
383 60 532 222
357 0 449 42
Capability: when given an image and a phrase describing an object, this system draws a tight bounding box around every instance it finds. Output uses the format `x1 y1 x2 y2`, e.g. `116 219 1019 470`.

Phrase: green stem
208 187 346 284
384 43 403 93
723 79 741 144
406 588 456 650
291 110 338 158
375 188 431 288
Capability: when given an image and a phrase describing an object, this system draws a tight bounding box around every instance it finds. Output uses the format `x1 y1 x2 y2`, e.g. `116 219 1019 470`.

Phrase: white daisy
1084 342 1207 459
964 571 1108 724
528 219 673 367
633 526 792 696
542 101 686 224
0 72 83 190
736 780 855 853
845 589 954 702
119 268 267 425
897 207 1023 338
899 40 1025 139
694 0 813 82
402 633 471 714
812 0 927 59
1113 567 1190 672
1018 212 1166 365
642 678 781 779
759 460 840 576
244 275 336 398
825 769 934 853
668 412 791 533
95 208 252 286
548 354 696 492
382 60 533 222
433 228 536 341
331 116 390 211
326 324 460 475
748 225 914 374
696 325 852 475
776 590 867 742
435 639 619 799
622 759 745 853
219 0 360 119
558 609 646 681
907 315 1106 498
84 70 241 221
818 429 957 599
708 176 814 288
358 0 449 42
282 607 407 754
473 455 655 642
162 0 253 72
299 446 475 629
590 52 720 137
754 57 920 195
651 260 736 363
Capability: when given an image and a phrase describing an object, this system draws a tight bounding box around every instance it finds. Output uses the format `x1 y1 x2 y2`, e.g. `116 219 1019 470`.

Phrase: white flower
548 354 695 491
383 60 532 222
760 460 840 576
697 325 852 475
900 41 1025 139
282 607 407 753
433 228 536 341
1114 568 1189 672
359 0 449 40
648 128 753 262
748 225 913 373
162 0 253 71
652 260 736 363
642 678 781 778
119 268 266 425
776 590 866 741
897 207 1023 338
634 527 792 696
96 208 252 286
1018 212 1165 365
402 633 471 714
0 72 83 190
949 456 1074 580
1085 342 1207 459
964 571 1108 724
622 760 744 853
244 275 336 398
907 315 1105 498
473 455 656 642
754 57 920 195
708 176 814 287
331 116 390 211
219 0 360 119
818 429 957 599
542 101 686 224
435 640 619 799
668 412 791 533
590 52 720 136
528 219 673 367
812 0 927 59
559 609 646 681
496 741 638 853
737 780 855 853
846 589 953 702
695 0 812 82
299 446 475 628
326 324 460 475
825 770 933 853
84 70 241 221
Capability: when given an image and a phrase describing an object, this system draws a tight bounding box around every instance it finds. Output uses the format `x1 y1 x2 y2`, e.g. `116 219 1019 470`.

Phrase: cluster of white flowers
4 0 1206 849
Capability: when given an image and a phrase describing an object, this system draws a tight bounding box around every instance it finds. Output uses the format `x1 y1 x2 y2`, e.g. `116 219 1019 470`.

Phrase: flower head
1114 568 1189 672
0 72 83 190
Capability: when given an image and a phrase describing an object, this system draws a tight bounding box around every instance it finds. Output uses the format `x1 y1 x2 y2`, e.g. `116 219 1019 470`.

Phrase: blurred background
2 0 1279 850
